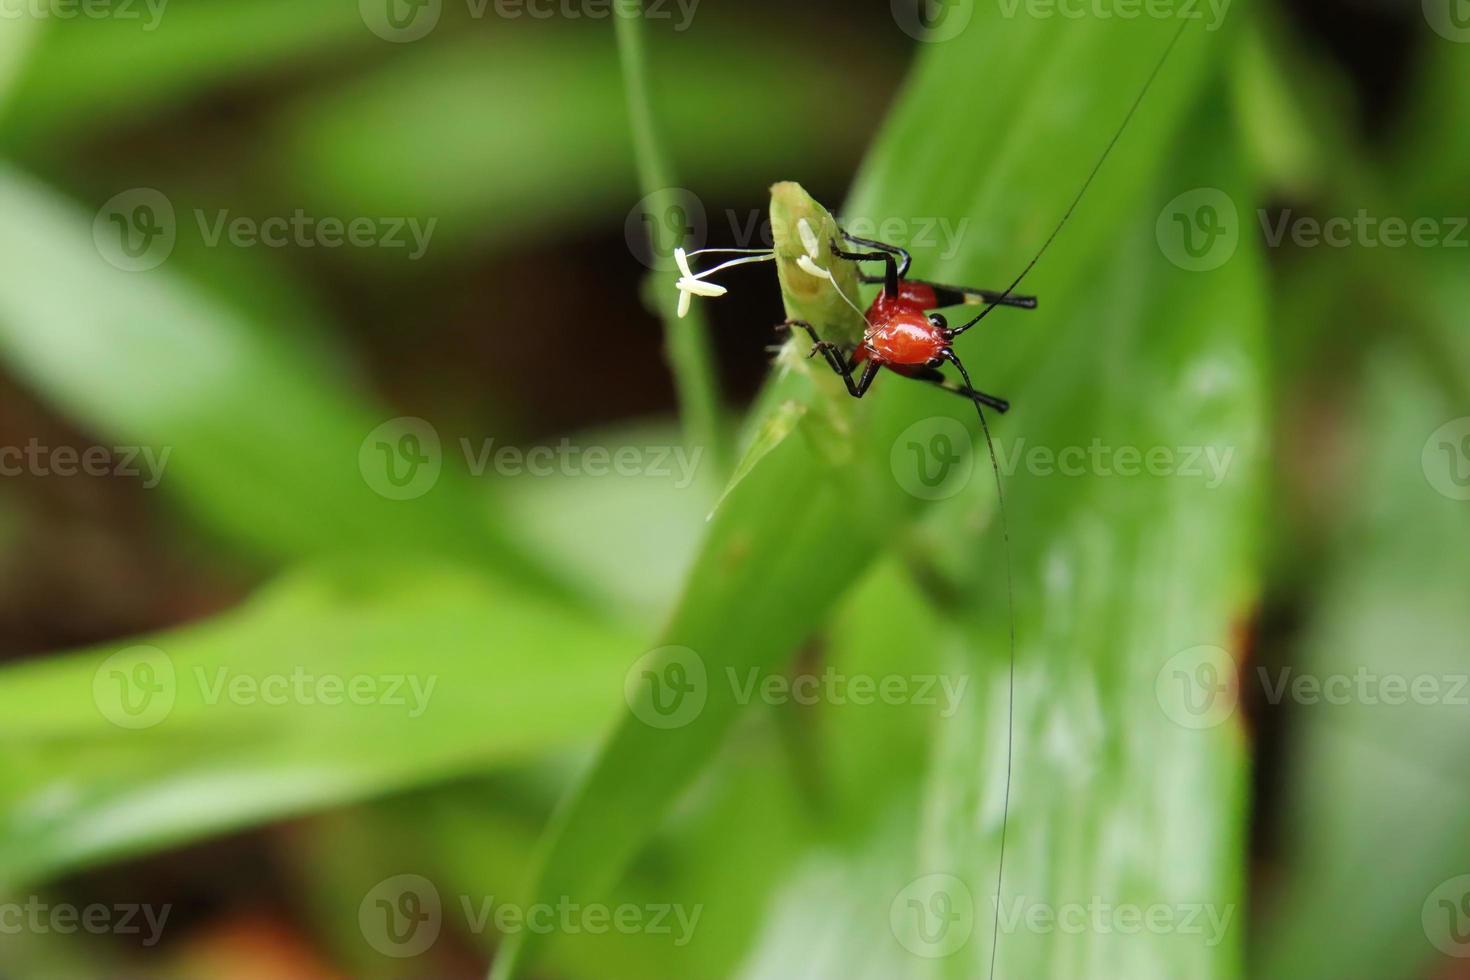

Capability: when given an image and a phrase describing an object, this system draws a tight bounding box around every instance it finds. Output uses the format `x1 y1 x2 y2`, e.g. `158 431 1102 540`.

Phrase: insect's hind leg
900 365 1010 414
829 242 900 298
780 320 880 399
906 278 1038 312
837 229 912 279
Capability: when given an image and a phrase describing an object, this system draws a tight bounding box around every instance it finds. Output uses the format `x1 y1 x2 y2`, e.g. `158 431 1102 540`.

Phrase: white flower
671 245 773 319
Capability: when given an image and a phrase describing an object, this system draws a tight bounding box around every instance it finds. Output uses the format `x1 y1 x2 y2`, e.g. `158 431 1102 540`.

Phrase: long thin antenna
944 350 1016 980
946 21 1194 980
951 17 1191 340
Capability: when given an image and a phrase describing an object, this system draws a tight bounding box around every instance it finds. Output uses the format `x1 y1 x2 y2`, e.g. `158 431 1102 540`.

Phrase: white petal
797 219 821 260
677 277 727 297
674 247 694 280
677 288 692 318
797 255 832 281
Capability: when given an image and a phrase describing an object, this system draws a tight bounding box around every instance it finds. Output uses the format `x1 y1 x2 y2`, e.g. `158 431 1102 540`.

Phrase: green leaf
615 7 726 472
0 0 373 143
0 560 637 888
273 31 883 249
923 114 1262 978
492 11 1228 977
0 164 564 591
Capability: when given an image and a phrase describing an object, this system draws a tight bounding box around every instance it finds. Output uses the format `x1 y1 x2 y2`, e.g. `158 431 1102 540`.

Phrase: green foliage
0 2 1462 979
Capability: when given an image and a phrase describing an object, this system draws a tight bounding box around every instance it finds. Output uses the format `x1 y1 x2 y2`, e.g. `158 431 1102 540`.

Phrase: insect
671 19 1192 980
782 231 1036 418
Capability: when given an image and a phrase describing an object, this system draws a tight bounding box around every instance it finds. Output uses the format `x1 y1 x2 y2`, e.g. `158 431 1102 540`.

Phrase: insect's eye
928 313 948 330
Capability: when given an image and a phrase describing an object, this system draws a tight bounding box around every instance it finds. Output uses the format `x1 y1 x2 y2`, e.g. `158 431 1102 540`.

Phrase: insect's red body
857 281 950 368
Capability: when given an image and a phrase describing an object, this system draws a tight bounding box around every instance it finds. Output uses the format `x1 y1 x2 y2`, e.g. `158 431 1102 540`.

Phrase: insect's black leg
903 364 1010 414
779 320 879 399
829 243 899 298
838 230 912 279
939 349 1009 415
903 277 1038 312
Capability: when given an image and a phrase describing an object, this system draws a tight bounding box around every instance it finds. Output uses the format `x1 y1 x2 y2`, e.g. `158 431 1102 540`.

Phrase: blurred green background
0 0 1466 978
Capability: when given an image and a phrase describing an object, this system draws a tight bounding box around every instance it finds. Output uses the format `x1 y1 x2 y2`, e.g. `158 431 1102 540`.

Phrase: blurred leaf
924 115 1262 977
1255 342 1470 980
493 11 1228 978
0 0 373 143
0 559 637 888
499 420 715 625
616 9 726 471
0 165 567 590
0 12 38 106
730 102 1266 980
274 30 882 248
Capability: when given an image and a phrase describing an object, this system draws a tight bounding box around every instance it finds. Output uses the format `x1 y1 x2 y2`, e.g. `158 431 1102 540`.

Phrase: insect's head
928 312 953 341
